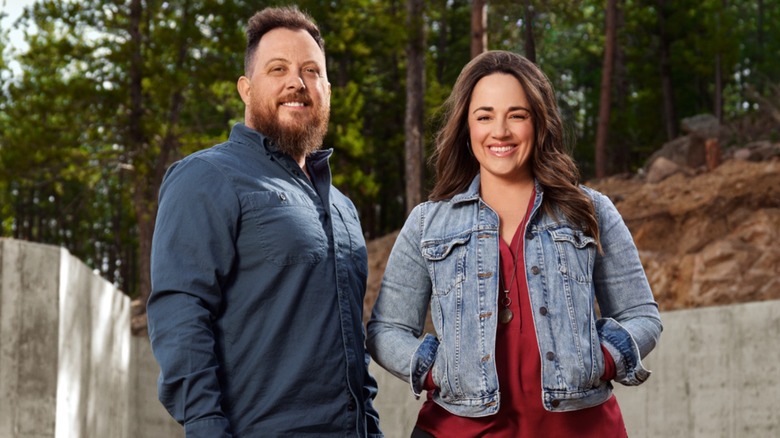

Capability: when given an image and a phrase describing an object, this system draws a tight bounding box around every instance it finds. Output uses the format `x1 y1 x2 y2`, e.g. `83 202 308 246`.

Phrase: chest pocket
549 227 596 284
243 191 327 266
421 232 470 296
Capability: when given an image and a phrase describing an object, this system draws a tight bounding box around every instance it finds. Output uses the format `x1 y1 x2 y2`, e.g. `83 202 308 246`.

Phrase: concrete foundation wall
1 238 778 437
0 239 181 438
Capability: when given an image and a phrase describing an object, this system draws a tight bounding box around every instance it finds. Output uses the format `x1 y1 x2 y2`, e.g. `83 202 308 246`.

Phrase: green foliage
1 0 777 294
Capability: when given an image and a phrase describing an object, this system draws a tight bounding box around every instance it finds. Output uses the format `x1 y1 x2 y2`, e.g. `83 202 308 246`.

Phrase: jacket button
525 232 533 240
551 399 561 408
539 306 548 316
531 266 540 275
546 351 555 361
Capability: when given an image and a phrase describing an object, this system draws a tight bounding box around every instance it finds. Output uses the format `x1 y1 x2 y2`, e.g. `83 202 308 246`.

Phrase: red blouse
415 194 626 437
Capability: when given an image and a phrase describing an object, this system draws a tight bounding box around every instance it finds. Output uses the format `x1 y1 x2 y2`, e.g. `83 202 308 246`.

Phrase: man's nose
287 73 306 90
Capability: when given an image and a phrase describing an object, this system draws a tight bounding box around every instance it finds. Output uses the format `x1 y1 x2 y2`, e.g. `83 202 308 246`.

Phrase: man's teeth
282 102 305 107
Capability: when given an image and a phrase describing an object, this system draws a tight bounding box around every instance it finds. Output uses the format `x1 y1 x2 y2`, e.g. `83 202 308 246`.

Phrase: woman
366 50 662 437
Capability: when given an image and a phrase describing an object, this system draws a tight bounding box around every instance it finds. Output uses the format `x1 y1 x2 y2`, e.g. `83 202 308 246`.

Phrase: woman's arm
590 188 663 386
366 205 439 396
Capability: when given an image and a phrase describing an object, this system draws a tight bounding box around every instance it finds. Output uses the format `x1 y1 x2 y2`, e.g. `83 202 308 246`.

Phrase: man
147 6 382 437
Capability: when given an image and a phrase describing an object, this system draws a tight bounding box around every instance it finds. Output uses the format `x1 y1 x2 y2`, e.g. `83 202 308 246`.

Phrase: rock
732 148 752 161
646 156 682 183
645 136 690 170
681 114 720 138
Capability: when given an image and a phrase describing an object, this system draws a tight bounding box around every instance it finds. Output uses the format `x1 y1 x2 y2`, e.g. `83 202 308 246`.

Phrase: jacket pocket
421 232 470 296
549 227 596 284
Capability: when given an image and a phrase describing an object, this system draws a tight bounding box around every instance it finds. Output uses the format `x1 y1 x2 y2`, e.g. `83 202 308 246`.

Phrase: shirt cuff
184 416 232 438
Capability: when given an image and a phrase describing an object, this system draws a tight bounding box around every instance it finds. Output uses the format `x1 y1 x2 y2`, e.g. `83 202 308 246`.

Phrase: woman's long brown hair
428 50 601 250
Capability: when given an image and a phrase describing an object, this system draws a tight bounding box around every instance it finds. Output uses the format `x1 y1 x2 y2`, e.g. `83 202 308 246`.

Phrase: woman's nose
492 121 509 138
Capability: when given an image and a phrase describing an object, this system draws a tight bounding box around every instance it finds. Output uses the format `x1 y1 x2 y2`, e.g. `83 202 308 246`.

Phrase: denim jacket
367 175 662 417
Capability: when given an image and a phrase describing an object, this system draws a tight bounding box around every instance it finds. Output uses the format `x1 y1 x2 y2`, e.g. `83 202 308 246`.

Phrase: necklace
499 229 524 324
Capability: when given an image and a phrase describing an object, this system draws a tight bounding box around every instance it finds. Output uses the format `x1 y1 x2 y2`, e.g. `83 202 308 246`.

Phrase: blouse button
546 351 555 361
531 266 540 275
539 307 548 316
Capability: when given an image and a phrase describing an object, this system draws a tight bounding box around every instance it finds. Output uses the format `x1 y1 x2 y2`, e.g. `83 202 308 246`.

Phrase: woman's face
467 73 535 183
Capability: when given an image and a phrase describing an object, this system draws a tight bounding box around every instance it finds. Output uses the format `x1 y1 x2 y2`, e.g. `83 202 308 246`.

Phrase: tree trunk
658 0 677 140
523 0 536 62
405 0 425 215
127 0 152 306
436 0 448 82
714 0 727 123
471 0 487 58
613 0 630 173
595 0 617 178
134 0 192 310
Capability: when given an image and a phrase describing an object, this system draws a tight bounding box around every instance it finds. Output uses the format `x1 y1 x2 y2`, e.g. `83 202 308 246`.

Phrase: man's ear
237 76 251 105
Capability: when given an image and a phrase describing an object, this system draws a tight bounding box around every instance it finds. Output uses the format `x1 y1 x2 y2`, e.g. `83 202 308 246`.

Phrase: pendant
499 308 514 324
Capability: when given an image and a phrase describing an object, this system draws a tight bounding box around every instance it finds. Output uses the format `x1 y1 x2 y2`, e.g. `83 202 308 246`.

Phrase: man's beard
249 91 329 159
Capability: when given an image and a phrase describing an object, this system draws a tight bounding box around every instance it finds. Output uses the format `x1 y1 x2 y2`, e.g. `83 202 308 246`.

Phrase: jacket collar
451 174 483 204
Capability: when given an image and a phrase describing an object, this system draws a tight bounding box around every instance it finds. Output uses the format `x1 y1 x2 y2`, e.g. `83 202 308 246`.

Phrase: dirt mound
364 157 780 322
590 158 780 310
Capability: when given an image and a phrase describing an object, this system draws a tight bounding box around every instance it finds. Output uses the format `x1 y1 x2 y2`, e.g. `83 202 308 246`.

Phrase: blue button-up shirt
148 123 381 437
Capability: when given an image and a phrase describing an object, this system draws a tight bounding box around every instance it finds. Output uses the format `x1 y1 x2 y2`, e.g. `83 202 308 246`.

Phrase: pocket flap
421 233 471 261
549 227 595 249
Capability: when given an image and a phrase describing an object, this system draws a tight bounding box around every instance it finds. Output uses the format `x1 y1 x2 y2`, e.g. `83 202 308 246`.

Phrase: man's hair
244 6 325 76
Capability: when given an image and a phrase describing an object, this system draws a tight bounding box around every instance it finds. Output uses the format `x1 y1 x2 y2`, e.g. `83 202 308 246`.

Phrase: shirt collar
228 122 333 162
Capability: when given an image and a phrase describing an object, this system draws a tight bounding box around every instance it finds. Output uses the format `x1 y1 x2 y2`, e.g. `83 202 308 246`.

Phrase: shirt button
551 399 561 408
546 351 555 361
539 306 548 316
531 266 540 275
278 193 286 201
348 399 356 411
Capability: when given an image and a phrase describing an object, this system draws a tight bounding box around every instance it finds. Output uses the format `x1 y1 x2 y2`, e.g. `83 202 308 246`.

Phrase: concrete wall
612 300 780 438
2 238 779 437
371 300 780 438
0 239 181 438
